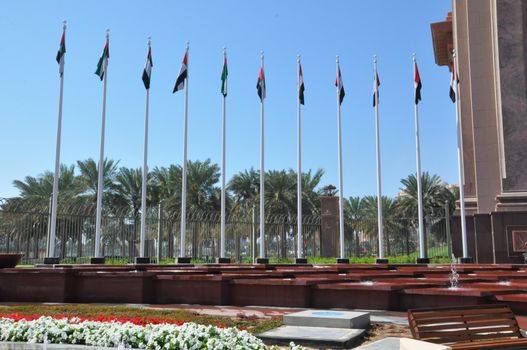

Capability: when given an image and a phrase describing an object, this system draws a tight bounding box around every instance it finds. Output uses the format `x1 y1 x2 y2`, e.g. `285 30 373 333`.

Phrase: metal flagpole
413 54 427 262
453 49 470 262
179 42 190 260
259 51 266 260
220 47 227 261
374 55 385 262
297 55 303 260
139 37 151 259
48 20 67 260
336 56 345 261
94 29 109 260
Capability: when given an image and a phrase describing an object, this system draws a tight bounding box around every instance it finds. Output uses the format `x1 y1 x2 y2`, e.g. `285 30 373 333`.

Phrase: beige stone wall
453 0 503 214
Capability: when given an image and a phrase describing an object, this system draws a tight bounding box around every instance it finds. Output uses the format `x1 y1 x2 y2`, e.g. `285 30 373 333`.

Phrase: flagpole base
177 257 191 264
416 258 430 264
135 257 151 264
43 257 60 265
217 257 231 264
460 257 473 264
295 258 308 264
90 257 105 264
256 258 269 264
376 258 389 264
336 258 350 264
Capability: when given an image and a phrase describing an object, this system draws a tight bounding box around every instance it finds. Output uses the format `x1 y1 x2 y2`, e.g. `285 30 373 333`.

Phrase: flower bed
0 314 304 349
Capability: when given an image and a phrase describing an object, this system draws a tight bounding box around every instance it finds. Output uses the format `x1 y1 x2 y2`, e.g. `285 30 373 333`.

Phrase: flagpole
413 53 427 263
336 56 346 262
94 29 109 261
139 37 151 261
374 55 385 263
179 42 190 261
296 55 303 261
259 51 266 261
48 20 67 262
453 49 470 262
220 47 227 261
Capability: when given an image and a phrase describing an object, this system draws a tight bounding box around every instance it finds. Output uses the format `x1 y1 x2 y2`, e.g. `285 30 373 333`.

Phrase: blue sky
0 0 454 199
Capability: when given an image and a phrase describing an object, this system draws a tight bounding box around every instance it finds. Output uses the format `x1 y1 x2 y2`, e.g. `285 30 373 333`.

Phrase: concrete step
284 309 370 329
258 325 366 348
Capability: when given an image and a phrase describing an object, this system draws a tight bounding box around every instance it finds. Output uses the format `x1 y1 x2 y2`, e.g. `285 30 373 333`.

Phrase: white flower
0 316 306 350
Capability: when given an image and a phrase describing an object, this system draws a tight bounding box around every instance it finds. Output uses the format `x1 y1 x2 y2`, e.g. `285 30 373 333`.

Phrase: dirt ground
361 322 412 344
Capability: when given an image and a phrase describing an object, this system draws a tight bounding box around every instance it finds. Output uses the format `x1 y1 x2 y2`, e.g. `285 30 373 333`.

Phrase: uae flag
335 65 345 105
256 67 266 101
221 56 228 97
142 46 153 89
450 62 459 103
56 31 66 77
373 71 380 107
173 51 188 93
414 62 422 105
299 63 305 105
95 40 110 81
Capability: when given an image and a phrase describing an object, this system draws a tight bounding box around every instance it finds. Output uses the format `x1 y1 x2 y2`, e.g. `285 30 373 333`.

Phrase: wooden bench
408 304 527 349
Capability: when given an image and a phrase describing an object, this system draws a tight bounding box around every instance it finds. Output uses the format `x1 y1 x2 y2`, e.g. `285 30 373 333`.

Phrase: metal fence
0 206 451 264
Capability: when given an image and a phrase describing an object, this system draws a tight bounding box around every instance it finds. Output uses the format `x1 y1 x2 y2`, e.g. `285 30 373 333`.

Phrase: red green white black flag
142 44 153 90
335 64 345 105
95 39 109 81
299 63 305 105
257 67 266 101
373 71 380 107
414 62 422 105
450 62 459 103
173 50 188 93
56 30 66 77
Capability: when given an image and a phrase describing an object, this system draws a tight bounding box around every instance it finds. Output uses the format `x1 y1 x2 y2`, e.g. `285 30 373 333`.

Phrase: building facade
432 0 527 263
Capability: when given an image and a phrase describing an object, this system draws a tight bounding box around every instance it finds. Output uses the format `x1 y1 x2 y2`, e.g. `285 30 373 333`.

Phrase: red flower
0 313 187 327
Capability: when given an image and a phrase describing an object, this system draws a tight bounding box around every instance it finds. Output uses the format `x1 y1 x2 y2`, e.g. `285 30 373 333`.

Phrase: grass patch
0 304 281 334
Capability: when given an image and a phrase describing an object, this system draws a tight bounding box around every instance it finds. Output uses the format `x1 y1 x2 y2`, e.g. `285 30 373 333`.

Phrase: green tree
228 168 259 214
186 159 221 212
398 172 452 218
265 170 295 217
9 164 79 212
299 169 325 216
76 158 119 214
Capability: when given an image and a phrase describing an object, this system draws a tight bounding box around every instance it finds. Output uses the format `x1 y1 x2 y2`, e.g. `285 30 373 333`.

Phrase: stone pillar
320 196 339 258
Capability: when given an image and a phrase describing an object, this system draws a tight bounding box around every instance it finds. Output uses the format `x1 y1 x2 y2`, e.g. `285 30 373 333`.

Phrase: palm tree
398 172 453 255
113 167 144 218
360 195 407 256
151 165 183 258
344 196 366 256
151 164 181 218
9 164 79 212
7 164 83 258
153 159 221 217
398 172 452 218
299 169 325 216
76 158 119 214
186 159 221 212
265 170 295 217
228 168 259 214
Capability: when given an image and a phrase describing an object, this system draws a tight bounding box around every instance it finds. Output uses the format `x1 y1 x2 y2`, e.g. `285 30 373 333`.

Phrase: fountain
449 263 459 289
360 280 375 286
